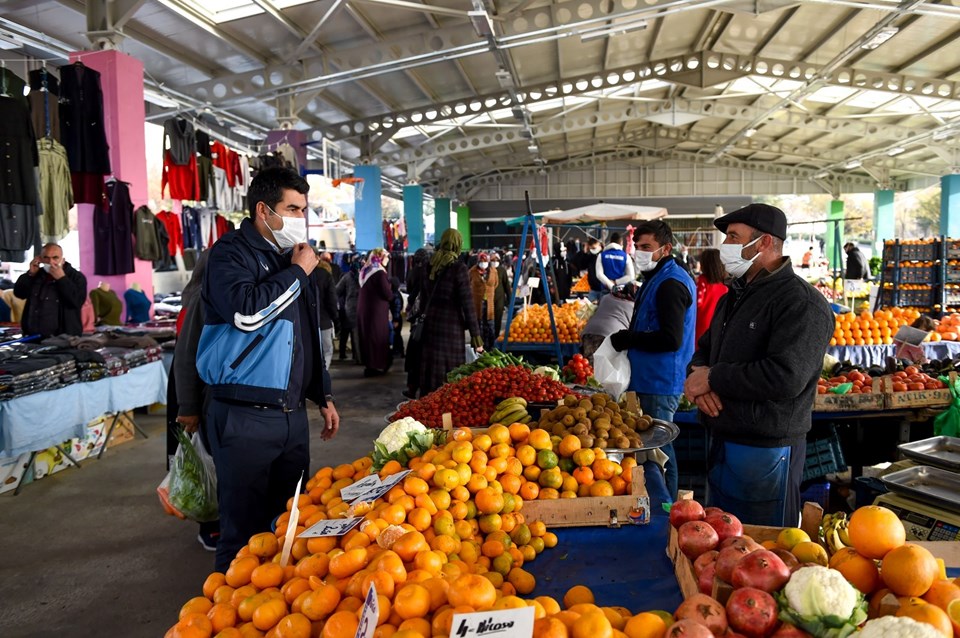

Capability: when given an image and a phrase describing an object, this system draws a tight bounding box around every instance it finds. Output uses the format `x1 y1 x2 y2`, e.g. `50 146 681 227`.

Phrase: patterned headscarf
360 248 388 287
430 229 463 280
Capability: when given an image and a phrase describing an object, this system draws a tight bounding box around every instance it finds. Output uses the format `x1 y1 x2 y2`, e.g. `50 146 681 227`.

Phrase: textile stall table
827 341 960 367
0 361 168 493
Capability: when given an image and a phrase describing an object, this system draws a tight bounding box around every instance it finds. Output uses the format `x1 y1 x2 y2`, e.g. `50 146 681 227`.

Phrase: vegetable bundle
446 349 531 382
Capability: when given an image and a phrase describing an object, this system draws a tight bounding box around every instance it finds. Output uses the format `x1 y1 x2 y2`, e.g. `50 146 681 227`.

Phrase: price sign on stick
449 606 534 638
355 584 379 638
279 472 303 567
298 516 363 538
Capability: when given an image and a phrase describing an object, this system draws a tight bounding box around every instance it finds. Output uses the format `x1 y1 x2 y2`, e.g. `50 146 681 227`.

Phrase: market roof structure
2 0 959 197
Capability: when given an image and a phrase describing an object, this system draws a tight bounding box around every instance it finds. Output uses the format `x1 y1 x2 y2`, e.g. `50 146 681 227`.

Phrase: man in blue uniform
197 167 340 571
595 232 635 293
610 221 695 499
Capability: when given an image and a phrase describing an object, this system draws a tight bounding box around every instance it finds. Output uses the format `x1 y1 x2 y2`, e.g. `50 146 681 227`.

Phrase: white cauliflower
777 566 867 638
377 417 427 453
858 616 944 638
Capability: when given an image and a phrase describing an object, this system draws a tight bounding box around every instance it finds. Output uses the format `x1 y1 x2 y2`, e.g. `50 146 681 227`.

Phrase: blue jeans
638 393 680 500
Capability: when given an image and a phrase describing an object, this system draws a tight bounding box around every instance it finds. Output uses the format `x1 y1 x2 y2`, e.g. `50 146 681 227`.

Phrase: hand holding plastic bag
593 335 630 399
164 429 218 522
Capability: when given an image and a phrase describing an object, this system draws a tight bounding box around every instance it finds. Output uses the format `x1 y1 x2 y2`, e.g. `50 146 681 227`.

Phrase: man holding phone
14 242 87 337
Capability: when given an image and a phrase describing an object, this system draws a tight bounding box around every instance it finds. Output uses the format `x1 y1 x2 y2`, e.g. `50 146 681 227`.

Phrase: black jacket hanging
94 180 135 276
59 62 111 175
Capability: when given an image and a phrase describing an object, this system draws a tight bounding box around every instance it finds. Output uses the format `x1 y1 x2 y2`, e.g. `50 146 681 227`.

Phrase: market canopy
505 203 668 227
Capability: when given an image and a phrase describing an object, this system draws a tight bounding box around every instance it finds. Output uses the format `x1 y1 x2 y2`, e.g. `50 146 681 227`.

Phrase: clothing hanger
0 60 8 98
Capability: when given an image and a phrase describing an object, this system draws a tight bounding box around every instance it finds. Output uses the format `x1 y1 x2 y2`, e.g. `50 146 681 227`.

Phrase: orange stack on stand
831 308 923 347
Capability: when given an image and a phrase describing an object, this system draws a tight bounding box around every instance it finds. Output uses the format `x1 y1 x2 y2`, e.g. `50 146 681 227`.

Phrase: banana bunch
821 511 852 556
489 397 532 425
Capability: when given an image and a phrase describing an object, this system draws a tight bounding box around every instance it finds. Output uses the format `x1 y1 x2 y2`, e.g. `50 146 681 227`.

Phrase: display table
496 340 579 360
0 361 168 458
525 461 684 612
827 341 960 367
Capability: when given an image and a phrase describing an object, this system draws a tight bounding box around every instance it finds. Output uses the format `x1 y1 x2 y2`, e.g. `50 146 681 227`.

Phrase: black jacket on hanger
94 180 135 276
59 62 111 174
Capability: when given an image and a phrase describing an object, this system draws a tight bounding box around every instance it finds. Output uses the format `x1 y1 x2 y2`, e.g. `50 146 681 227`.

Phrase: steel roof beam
154 0 272 66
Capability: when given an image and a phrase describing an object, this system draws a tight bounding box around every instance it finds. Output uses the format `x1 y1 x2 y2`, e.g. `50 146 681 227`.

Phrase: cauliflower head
858 616 944 638
776 566 867 638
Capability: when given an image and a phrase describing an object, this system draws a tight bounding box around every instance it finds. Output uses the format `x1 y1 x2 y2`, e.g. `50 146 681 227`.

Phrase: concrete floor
0 358 409 638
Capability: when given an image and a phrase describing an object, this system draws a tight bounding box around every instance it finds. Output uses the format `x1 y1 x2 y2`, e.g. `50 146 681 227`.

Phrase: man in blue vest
684 204 833 526
610 220 695 499
595 232 635 294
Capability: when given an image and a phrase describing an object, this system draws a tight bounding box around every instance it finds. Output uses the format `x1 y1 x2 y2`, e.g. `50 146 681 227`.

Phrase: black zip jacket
690 258 834 447
14 262 86 337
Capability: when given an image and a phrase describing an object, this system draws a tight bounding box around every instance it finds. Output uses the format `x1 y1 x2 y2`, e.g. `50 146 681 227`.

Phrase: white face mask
634 246 663 273
720 236 763 279
590 247 601 255
266 205 307 249
478 262 489 270
39 263 51 273
491 261 500 268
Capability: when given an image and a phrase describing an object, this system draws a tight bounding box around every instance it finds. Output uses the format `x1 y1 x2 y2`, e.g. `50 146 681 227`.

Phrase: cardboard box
70 421 108 461
521 465 646 527
106 411 136 447
0 453 31 495
33 441 77 479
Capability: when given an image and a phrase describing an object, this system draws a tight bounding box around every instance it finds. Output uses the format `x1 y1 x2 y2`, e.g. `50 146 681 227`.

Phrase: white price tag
449 606 534 638
298 516 363 538
379 469 412 490
351 469 412 503
279 473 303 567
340 474 382 502
527 277 541 289
354 583 379 638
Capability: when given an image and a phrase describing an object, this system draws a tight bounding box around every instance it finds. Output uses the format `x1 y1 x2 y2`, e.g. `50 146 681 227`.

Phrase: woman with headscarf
357 248 394 377
469 252 499 351
416 229 483 396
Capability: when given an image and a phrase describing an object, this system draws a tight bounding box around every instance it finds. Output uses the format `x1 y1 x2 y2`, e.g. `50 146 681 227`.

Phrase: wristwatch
325 394 335 405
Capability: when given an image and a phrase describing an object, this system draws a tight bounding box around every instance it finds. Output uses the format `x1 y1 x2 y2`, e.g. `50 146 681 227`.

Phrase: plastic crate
800 481 831 509
879 289 898 307
882 243 899 262
900 243 939 261
803 430 846 482
947 240 960 260
947 265 960 283
900 265 938 284
899 287 935 307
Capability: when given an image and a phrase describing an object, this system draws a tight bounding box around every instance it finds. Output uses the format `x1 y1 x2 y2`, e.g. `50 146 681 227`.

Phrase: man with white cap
684 203 833 527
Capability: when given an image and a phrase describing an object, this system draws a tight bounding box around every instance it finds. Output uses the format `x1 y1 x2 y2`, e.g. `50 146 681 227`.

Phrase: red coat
696 275 728 347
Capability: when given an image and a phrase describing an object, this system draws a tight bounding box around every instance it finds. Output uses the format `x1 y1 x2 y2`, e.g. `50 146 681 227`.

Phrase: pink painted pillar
69 49 154 319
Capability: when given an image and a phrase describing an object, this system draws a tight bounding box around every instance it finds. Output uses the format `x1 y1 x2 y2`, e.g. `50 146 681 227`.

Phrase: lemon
777 527 811 551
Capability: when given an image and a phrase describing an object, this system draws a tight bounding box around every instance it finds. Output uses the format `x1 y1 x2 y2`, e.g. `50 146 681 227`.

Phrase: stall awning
505 202 668 227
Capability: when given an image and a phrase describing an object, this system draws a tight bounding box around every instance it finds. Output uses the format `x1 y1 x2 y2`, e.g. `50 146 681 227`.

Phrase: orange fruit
896 598 953 637
536 596 562 616
848 506 906 559
448 574 498 610
181 596 214 619
623 612 667 638
507 567 536 595
588 481 614 497
829 548 882 595
225 556 261 588
306 536 337 555
881 543 939 597
300 584 341 621
558 435 581 458
528 429 552 450
924 580 960 611
329 548 369 579
394 583 431 619
572 610 613 638
947 599 960 636
509 422 531 442
252 597 287 631
488 424 511 444
393 530 429 562
248 532 280 558
475 487 505 515
203 573 227 600
250 562 285 589
564 585 595 609
321 610 360 638
174 613 214 638
207 602 239 633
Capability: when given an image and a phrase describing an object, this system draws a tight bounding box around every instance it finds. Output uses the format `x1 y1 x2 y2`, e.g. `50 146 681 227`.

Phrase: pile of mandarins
831 308 922 347
165 424 659 638
504 304 585 344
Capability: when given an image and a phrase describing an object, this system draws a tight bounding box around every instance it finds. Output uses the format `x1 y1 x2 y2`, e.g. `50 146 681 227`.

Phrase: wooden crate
521 466 646 527
814 378 886 412
883 373 953 409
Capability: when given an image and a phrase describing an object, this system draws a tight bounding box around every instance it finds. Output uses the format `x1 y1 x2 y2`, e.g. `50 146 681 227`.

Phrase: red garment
215 214 231 240
156 210 183 256
211 141 228 171
71 172 106 205
695 275 728 347
176 304 187 335
161 150 199 200
228 149 241 188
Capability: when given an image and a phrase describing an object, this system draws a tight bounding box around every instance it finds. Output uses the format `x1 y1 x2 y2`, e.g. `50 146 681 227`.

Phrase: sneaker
197 531 220 552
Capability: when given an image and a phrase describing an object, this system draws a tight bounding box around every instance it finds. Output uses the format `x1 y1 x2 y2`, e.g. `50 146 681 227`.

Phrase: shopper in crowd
336 257 361 363
580 282 637 363
389 273 404 359
357 248 394 377
595 232 634 295
551 241 577 301
311 255 340 370
801 246 813 268
469 252 499 351
492 251 510 340
14 242 87 337
170 251 219 551
571 238 603 301
320 251 342 283
695 248 727 347
676 243 698 276
196 166 340 572
417 228 483 396
404 248 432 399
685 203 833 527
610 220 694 499
844 242 870 280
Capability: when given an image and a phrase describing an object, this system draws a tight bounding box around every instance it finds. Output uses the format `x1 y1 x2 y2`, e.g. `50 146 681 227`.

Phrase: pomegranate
731 550 791 593
720 536 762 552
675 593 728 636
670 500 706 529
666 619 715 638
704 506 724 517
770 548 800 572
770 623 813 637
726 587 780 638
678 520 720 560
698 561 718 596
693 550 719 577
716 544 756 583
705 511 744 541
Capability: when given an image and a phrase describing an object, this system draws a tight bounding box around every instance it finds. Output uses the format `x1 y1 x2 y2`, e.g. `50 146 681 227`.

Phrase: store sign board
449 606 534 638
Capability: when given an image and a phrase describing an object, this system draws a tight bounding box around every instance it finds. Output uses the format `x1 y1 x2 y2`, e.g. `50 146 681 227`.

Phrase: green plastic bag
933 376 960 437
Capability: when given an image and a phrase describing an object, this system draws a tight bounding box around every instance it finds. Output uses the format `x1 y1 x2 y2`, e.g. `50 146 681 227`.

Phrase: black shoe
197 531 220 552
402 389 416 400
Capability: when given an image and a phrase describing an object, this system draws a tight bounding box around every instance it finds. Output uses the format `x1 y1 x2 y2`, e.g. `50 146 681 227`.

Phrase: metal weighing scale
875 436 960 542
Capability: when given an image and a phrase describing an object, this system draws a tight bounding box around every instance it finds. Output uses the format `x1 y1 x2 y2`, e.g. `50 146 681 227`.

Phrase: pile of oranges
935 314 960 341
827 506 960 635
165 424 649 638
831 308 923 347
504 304 585 344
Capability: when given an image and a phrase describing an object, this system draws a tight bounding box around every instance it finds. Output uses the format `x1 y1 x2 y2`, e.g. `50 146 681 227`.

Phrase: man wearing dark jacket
14 243 87 337
684 204 833 527
844 242 870 280
197 167 340 571
312 262 339 370
610 221 695 499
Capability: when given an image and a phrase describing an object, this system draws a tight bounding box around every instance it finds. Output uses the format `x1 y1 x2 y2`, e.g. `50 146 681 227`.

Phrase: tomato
904 365 919 376
848 371 865 382
907 382 925 391
892 382 908 392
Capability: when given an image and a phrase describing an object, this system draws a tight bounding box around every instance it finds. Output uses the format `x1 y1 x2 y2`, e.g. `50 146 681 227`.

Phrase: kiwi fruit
614 435 631 449
571 423 588 436
578 435 594 448
564 395 578 408
596 438 608 449
578 399 594 411
558 414 573 427
572 408 587 421
551 423 566 436
587 409 601 420
592 395 607 407
609 426 623 439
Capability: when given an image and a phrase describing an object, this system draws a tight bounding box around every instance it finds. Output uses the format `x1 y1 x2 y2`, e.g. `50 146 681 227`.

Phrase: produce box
33 442 77 479
521 465 646 527
813 390 886 412
882 377 952 409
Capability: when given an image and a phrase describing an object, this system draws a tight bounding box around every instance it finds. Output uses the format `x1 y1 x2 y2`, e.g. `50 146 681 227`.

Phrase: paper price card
379 469 412 490
298 516 363 538
351 469 412 503
340 474 382 502
449 606 534 638
354 584 379 638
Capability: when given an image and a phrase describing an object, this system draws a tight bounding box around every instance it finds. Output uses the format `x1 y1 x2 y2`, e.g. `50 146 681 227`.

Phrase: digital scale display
874 493 960 542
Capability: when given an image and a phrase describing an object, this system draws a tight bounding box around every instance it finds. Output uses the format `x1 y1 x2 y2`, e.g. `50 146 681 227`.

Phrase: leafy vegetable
168 428 218 523
446 349 532 382
372 418 436 470
776 566 867 638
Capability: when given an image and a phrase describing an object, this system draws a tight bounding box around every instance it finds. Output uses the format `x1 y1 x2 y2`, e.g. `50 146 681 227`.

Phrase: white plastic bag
593 335 631 399
164 430 218 522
